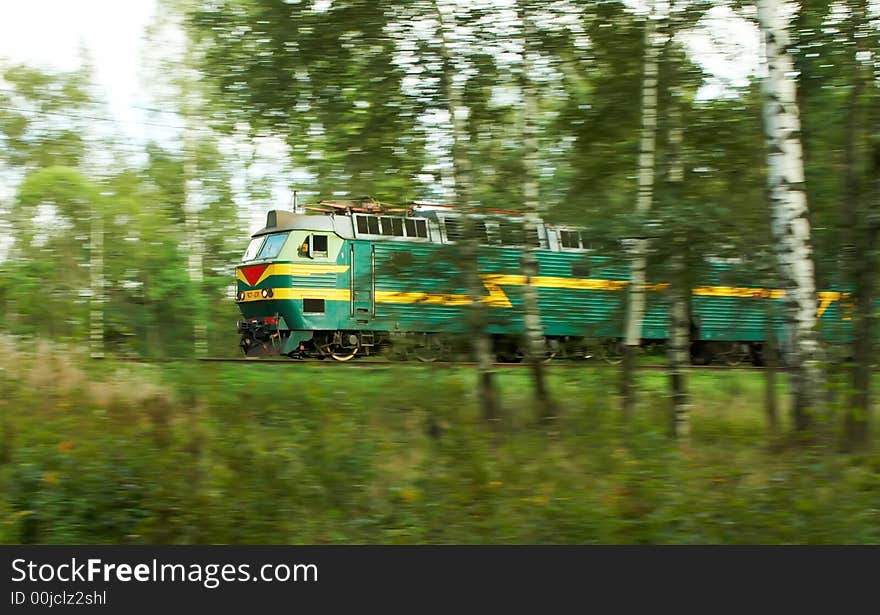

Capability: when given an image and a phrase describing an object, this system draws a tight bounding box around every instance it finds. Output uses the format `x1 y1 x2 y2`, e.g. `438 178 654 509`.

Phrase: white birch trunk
182 88 207 357
185 207 206 357
666 114 689 439
435 0 499 424
89 207 104 359
519 5 553 420
622 10 660 415
668 251 689 437
758 0 821 428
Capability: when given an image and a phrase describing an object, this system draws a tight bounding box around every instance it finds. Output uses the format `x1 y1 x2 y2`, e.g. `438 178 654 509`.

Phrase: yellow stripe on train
237 276 847 318
235 263 350 287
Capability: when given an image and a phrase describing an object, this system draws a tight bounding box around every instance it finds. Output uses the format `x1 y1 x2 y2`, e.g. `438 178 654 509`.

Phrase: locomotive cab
235 210 351 357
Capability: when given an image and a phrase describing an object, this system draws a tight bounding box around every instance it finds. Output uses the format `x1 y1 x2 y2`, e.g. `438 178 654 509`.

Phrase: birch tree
621 8 661 417
757 0 822 430
434 0 500 426
518 2 555 421
181 77 207 358
89 200 104 359
666 89 688 439
659 3 704 440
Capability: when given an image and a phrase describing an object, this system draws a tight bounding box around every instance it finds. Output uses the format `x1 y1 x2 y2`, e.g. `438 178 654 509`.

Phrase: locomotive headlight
267 288 274 298
238 291 245 301
261 289 269 298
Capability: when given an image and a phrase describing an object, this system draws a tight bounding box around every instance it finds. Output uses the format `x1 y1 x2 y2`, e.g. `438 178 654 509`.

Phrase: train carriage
234 200 849 362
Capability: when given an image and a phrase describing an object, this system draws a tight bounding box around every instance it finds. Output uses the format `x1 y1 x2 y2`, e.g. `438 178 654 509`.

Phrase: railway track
101 356 773 370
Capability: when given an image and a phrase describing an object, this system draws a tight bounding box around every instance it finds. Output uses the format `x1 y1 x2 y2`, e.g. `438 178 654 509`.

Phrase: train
234 198 849 363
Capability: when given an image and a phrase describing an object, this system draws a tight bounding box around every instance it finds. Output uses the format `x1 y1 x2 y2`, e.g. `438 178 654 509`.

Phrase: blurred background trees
0 0 877 446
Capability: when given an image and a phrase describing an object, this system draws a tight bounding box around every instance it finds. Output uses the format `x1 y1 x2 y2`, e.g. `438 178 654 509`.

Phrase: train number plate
241 290 263 301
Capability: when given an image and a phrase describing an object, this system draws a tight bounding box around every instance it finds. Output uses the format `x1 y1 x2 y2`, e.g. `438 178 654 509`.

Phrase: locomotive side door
349 242 374 325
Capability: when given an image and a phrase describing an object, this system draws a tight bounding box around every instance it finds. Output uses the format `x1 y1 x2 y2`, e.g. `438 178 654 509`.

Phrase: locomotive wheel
497 337 557 364
414 351 437 363
500 350 555 364
413 334 443 363
383 342 410 362
317 332 360 362
690 341 712 365
493 341 523 364
597 339 625 365
716 342 749 366
330 347 359 362
543 338 561 364
495 353 524 364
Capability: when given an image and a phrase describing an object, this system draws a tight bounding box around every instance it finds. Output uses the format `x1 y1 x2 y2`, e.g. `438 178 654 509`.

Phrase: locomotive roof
253 210 338 236
254 207 553 237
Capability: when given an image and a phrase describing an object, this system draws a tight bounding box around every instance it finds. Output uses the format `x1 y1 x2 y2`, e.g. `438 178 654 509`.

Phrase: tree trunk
182 72 207 358
758 0 822 432
622 10 660 418
844 142 878 450
144 274 161 358
184 195 207 357
519 4 554 422
841 5 872 450
668 252 689 438
764 305 780 439
435 0 500 426
847 261 873 448
666 83 688 439
90 207 104 359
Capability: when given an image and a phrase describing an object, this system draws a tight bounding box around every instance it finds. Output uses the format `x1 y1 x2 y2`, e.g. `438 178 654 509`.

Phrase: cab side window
299 234 329 259
312 234 329 257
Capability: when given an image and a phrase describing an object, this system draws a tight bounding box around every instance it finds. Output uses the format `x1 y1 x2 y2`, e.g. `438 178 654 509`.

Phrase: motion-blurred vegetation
1 0 880 544
1 338 879 545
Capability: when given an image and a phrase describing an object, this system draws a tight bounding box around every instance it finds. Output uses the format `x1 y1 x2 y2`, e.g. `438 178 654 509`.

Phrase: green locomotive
234 200 848 362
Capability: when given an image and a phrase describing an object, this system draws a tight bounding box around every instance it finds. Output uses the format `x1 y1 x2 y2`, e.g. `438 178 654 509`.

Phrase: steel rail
97 356 775 370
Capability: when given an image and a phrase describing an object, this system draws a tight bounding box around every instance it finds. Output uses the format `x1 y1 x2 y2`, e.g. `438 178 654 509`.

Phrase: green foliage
0 64 91 169
12 166 100 251
547 3 646 221
188 0 429 199
2 350 880 545
0 59 247 358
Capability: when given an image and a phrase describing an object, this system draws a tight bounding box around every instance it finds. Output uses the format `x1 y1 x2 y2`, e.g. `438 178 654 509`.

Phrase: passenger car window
256 232 289 260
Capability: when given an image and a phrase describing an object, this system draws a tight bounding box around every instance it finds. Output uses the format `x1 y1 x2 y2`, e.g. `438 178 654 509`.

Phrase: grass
1 339 879 544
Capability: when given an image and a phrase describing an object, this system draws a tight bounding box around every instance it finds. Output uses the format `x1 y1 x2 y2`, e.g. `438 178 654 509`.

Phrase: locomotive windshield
241 232 290 262
256 232 289 260
242 237 263 262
